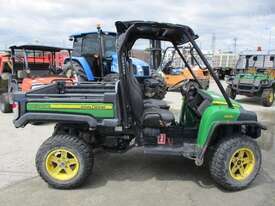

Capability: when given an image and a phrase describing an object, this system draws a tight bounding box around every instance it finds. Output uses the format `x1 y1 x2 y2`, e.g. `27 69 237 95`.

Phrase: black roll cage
115 21 233 128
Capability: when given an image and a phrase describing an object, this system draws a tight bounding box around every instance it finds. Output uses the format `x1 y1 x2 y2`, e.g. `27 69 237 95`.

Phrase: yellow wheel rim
45 148 79 181
229 147 255 181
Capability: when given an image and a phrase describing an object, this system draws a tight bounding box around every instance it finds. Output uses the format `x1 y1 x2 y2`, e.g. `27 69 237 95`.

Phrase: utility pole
233 37 237 55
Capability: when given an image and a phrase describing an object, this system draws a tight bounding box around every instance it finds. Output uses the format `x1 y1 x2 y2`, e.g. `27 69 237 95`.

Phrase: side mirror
253 56 258 61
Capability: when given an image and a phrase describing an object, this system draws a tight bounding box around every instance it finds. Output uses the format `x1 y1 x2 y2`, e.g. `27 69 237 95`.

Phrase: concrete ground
0 80 275 206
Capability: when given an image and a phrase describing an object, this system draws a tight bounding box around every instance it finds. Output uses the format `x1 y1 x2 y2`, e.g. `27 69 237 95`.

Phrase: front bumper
230 82 271 96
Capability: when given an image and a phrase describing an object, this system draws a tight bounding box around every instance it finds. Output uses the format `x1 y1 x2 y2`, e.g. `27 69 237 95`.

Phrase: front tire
209 136 261 191
226 85 236 100
261 88 274 107
36 134 94 189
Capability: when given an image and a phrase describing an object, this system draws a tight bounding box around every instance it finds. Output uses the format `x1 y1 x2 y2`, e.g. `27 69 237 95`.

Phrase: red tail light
12 102 19 120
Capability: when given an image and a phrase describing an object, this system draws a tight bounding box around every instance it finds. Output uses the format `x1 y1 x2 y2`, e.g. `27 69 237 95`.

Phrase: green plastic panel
26 102 115 118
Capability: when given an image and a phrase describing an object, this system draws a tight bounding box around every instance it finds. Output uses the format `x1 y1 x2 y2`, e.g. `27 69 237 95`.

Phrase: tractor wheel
209 135 261 191
261 88 274 107
0 93 12 113
36 134 94 189
64 61 88 82
226 85 236 100
150 71 167 100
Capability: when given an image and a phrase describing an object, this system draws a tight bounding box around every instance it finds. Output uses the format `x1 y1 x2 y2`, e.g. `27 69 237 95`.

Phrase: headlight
136 66 144 76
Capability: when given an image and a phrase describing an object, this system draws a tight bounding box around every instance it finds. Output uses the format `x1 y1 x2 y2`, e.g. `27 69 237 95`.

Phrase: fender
64 57 94 81
195 121 266 166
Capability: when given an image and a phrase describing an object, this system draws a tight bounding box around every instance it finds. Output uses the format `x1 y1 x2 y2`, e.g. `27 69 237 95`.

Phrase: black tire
64 61 88 82
261 88 274 107
150 71 167 100
0 93 12 113
209 135 261 191
226 85 236 100
36 134 94 189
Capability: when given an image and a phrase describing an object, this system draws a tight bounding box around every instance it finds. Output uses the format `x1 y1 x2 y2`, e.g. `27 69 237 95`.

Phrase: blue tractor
64 25 167 99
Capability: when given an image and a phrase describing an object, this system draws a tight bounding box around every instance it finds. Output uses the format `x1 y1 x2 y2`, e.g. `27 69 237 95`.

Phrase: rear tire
209 135 261 191
0 93 12 113
36 134 94 189
226 85 236 100
261 88 274 107
64 61 88 82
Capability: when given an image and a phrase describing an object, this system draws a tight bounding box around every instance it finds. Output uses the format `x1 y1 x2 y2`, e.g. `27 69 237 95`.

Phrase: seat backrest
126 59 144 123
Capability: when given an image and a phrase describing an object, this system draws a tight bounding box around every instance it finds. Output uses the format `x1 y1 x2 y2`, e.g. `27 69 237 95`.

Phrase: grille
239 85 253 90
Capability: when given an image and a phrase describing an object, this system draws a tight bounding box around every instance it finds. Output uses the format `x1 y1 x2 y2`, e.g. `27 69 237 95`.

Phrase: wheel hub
45 148 79 181
229 147 255 181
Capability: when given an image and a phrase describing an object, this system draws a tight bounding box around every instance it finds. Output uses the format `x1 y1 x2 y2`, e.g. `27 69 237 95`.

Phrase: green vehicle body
195 91 241 146
27 102 115 119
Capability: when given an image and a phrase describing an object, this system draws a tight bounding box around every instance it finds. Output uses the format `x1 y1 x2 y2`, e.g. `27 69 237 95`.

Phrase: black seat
126 60 174 127
142 107 174 127
127 60 168 109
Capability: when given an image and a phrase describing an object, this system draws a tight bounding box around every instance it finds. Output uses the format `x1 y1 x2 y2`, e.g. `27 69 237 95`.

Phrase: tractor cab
69 27 117 79
68 26 167 99
9 45 74 92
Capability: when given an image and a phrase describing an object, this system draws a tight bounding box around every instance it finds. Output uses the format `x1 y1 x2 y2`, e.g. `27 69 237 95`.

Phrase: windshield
74 33 116 57
103 35 116 57
81 34 99 55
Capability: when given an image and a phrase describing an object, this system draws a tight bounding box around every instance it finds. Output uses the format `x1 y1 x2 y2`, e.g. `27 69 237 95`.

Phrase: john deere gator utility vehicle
12 21 265 190
226 52 275 106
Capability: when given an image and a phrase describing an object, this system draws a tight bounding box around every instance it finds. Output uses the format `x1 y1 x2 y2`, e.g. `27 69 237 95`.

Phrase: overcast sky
0 0 274 52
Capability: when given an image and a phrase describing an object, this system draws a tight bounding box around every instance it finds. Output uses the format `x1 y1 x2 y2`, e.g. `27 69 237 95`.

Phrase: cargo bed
12 82 120 128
